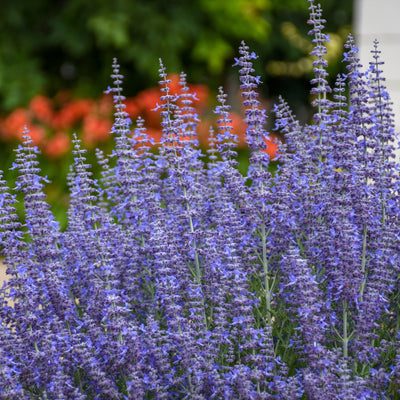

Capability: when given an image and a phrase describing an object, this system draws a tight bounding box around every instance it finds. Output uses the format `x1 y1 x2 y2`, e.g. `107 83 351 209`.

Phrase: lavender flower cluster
1 1 400 398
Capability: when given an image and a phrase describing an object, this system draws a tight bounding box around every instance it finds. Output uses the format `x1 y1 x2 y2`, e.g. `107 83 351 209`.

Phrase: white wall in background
354 0 400 145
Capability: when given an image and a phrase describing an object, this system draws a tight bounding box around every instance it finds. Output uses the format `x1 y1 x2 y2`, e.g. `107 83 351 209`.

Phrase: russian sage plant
1 0 400 398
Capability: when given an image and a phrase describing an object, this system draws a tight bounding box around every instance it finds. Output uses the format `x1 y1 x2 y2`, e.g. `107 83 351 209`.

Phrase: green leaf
87 13 130 49
192 35 233 74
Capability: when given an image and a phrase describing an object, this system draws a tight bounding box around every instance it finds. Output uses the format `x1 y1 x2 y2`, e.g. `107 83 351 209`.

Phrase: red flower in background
0 76 280 160
82 115 112 147
51 99 93 130
124 98 140 119
1 109 31 141
30 96 53 124
165 73 181 95
144 127 163 144
97 94 113 115
27 125 46 146
44 131 70 158
134 87 161 128
188 84 209 111
197 111 280 159
264 133 281 160
229 112 248 146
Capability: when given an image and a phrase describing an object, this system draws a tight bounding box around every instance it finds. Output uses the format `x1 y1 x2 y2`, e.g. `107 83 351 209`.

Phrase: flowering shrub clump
1 1 400 398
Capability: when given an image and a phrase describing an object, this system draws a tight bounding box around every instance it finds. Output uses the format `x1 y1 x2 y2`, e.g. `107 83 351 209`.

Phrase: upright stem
360 225 368 301
183 186 201 283
342 301 348 358
261 223 272 326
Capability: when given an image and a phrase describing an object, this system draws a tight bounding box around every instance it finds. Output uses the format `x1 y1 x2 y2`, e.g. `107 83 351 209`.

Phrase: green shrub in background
0 0 352 115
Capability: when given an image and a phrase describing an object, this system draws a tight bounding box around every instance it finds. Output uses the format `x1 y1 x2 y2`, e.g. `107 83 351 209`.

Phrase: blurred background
0 0 353 225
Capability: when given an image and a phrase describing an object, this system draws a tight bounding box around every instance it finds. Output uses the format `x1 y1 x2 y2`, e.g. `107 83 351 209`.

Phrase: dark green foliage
0 0 352 113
